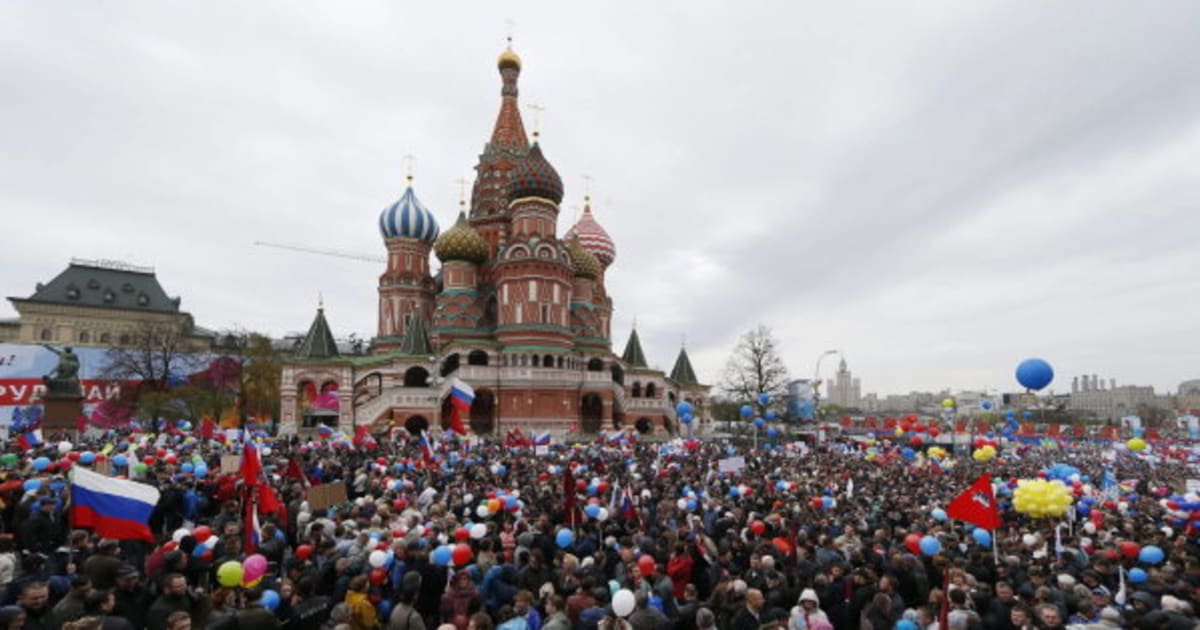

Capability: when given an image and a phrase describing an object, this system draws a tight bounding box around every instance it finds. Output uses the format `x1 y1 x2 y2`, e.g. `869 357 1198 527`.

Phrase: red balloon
143 456 157 466
393 500 406 511
1167 500 1179 510
772 537 793 556
638 554 656 577
1119 541 1140 559
576 480 587 492
914 424 926 433
455 527 470 542
95 453 106 462
904 533 923 554
597 482 610 495
296 544 314 560
910 437 923 447
162 541 179 552
370 567 387 586
165 455 178 465
928 428 940 438
811 497 824 509
751 520 766 536
156 448 167 458
376 457 388 467
452 543 473 566
192 526 212 543
67 452 81 462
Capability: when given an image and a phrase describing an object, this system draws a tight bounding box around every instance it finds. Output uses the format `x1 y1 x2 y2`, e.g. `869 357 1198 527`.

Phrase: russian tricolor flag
70 466 160 542
448 379 473 436
534 431 551 446
16 429 43 451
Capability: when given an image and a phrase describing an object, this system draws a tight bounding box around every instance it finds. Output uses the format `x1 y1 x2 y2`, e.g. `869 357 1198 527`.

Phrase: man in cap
84 539 124 590
113 564 150 630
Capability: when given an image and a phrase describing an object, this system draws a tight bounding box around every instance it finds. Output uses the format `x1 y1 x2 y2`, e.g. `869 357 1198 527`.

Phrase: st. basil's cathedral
278 43 710 437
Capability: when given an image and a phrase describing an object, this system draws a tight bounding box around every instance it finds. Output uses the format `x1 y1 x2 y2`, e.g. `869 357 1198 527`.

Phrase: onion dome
508 143 563 205
379 180 439 242
565 198 616 267
435 211 489 264
498 45 522 71
567 238 602 280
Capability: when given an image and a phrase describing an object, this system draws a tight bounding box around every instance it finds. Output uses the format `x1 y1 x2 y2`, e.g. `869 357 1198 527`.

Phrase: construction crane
254 241 385 264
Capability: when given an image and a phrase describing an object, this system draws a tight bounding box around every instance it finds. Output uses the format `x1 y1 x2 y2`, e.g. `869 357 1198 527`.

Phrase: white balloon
477 505 491 519
173 528 191 543
464 493 474 505
597 508 609 522
58 441 73 455
613 589 636 617
470 523 488 539
511 490 520 498
1083 522 1097 534
1022 534 1038 547
676 498 688 510
369 550 388 568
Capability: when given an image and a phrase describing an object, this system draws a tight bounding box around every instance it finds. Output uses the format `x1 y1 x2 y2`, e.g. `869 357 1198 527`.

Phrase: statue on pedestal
42 345 82 398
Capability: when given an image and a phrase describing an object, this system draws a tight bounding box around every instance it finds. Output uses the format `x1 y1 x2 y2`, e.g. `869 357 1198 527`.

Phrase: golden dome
435 212 489 265
497 46 522 71
567 238 602 280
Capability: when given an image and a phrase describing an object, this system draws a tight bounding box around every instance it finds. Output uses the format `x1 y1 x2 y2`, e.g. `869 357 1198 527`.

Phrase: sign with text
221 455 241 474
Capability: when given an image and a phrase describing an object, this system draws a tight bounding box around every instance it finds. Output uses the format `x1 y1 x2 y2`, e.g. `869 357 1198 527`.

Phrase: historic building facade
2 259 212 351
279 45 709 436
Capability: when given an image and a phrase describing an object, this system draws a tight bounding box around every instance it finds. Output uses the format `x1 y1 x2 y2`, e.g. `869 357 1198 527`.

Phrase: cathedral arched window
40 329 52 341
542 355 554 368
587 358 603 372
645 383 657 399
631 382 642 398
78 331 90 343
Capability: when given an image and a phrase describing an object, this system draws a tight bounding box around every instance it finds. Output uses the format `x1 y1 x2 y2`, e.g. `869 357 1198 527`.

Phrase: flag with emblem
946 473 1002 530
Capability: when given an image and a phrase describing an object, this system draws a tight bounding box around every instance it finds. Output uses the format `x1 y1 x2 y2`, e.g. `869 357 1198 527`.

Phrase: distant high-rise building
826 357 862 408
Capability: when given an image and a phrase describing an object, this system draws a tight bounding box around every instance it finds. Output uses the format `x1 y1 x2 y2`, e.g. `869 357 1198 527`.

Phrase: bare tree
101 320 205 422
718 324 791 415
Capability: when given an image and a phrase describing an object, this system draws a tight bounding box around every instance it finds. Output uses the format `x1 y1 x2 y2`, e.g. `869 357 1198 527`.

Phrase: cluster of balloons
676 402 694 425
973 445 998 462
1012 479 1073 518
216 554 269 589
927 446 948 460
903 533 941 556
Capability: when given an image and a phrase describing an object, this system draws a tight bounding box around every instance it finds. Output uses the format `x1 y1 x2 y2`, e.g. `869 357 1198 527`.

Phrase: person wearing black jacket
112 565 150 630
286 577 332 630
18 500 64 557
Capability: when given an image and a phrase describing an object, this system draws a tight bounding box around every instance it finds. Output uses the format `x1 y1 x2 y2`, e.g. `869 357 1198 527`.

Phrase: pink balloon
242 554 268 584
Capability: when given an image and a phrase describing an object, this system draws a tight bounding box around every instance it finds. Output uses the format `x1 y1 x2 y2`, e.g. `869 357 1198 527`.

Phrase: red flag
241 441 263 489
564 467 578 526
199 418 216 440
449 407 468 437
285 458 310 488
946 473 1002 530
257 482 283 517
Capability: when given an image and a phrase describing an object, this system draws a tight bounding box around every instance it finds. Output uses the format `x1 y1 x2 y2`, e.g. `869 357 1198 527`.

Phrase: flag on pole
419 431 435 462
448 378 474 436
946 473 1002 530
534 431 551 446
240 436 263 489
70 466 161 542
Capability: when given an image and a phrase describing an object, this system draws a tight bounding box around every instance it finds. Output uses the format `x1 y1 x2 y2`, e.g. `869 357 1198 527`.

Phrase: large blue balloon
972 529 992 546
33 457 50 471
676 402 693 417
740 405 753 418
1139 545 1164 564
919 535 941 556
556 528 575 549
896 621 918 630
1015 358 1054 391
1129 568 1148 584
432 546 453 566
260 589 281 611
757 393 771 406
753 418 765 429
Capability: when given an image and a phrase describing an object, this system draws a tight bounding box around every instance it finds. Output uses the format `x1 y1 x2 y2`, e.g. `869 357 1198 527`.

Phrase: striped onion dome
565 199 616 267
435 211 489 264
379 183 439 242
566 237 602 280
508 143 563 205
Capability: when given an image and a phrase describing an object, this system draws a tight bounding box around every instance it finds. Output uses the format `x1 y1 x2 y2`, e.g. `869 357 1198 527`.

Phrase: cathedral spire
621 327 648 368
298 304 339 359
489 38 529 154
670 346 699 385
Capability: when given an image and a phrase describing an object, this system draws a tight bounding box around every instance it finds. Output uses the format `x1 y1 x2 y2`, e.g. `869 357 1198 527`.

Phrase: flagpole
992 526 1000 565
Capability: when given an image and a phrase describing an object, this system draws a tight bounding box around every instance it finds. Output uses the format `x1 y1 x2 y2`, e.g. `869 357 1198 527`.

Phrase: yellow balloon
1127 438 1147 452
895 427 904 437
942 398 955 408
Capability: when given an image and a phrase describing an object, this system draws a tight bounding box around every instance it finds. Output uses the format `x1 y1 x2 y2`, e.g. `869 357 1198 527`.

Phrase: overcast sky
3 2 1199 397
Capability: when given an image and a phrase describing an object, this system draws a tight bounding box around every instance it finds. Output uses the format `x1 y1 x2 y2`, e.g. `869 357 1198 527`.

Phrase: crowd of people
1 426 1199 630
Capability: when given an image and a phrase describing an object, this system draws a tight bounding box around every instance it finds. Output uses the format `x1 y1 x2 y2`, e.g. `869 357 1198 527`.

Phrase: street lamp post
812 349 839 443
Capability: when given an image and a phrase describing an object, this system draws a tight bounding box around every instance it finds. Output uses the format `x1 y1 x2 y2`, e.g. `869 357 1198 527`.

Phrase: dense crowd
1 427 1199 630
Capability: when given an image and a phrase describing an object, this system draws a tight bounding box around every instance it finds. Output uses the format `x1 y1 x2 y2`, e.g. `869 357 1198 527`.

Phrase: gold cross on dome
455 177 469 208
403 154 416 183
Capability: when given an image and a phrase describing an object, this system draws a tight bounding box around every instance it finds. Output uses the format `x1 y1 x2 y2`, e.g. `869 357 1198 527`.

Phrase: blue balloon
1139 545 1164 564
765 410 777 421
980 400 994 411
767 427 779 439
680 413 693 425
585 504 601 518
758 393 771 406
587 483 599 495
1129 568 1148 584
1015 358 1054 391
686 499 697 511
931 508 947 522
181 462 194 473
23 478 42 493
194 465 208 479
972 529 992 546
919 535 942 556
260 589 281 611
432 546 453 566
901 448 916 460
754 418 765 429
1022 410 1032 420
378 601 393 619
821 496 835 509
896 621 918 630
505 496 518 510
80 452 96 465
33 457 50 471
113 454 128 468
728 487 740 497
740 405 753 418
676 402 693 417
556 528 575 549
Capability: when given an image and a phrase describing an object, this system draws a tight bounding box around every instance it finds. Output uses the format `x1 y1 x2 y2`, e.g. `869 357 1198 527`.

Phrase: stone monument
41 345 84 431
